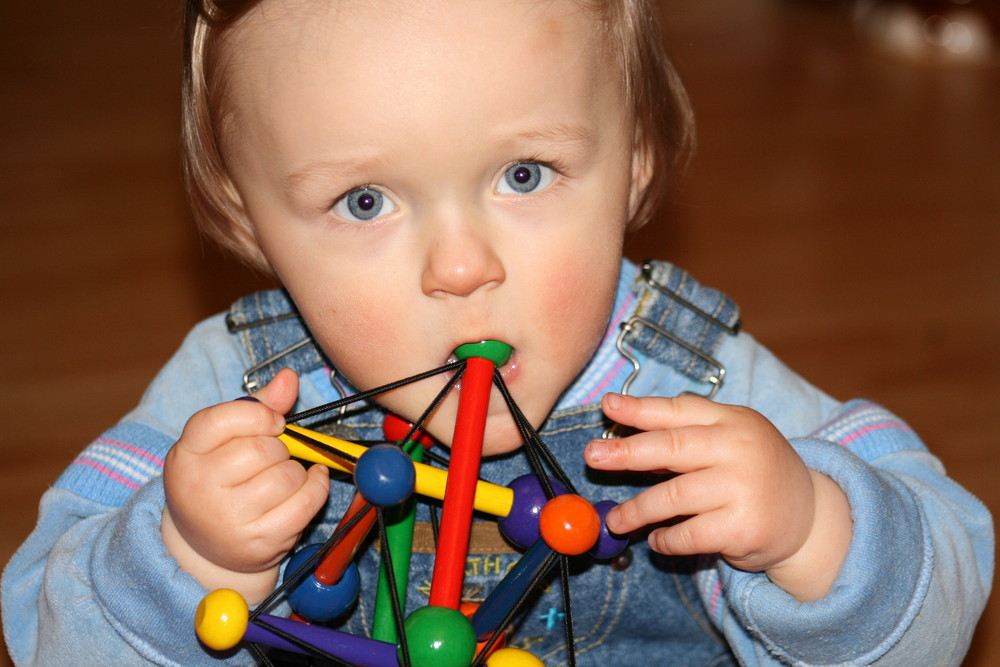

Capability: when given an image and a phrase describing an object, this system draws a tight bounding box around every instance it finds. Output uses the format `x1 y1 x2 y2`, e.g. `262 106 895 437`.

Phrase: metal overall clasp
228 312 349 422
605 262 737 437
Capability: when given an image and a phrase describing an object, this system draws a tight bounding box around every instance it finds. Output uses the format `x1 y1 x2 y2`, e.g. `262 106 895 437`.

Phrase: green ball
399 606 477 667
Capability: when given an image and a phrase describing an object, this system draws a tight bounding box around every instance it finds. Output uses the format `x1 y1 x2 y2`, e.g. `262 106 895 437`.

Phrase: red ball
538 494 600 555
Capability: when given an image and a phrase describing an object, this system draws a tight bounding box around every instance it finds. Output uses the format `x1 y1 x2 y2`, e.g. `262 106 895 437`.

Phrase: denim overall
225 260 741 666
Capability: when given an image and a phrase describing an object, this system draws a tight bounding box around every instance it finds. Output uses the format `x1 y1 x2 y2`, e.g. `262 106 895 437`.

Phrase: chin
479 412 532 457
426 411 526 458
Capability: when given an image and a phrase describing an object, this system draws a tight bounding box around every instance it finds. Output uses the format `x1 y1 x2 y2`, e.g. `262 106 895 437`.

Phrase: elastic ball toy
497 474 568 549
354 443 416 507
285 543 361 622
400 605 477 667
539 494 601 556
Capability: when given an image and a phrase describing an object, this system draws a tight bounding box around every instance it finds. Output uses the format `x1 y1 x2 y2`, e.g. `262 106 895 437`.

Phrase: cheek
535 240 620 342
263 231 412 374
285 278 411 388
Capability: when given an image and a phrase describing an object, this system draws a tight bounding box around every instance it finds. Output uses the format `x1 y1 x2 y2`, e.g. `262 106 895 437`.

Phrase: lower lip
446 347 520 390
495 349 519 384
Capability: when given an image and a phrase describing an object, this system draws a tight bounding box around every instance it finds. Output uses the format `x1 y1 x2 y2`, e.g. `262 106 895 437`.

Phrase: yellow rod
281 424 514 518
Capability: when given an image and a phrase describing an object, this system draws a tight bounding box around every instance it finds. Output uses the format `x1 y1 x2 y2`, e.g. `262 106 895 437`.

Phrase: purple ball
498 474 568 549
589 500 630 560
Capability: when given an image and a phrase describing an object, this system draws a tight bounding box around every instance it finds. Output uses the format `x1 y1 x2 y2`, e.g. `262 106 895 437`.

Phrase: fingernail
605 505 621 530
586 440 608 463
236 396 260 403
605 392 623 410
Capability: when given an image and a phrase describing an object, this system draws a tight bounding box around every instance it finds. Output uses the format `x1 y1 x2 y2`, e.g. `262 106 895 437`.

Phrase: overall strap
226 289 331 393
617 260 741 398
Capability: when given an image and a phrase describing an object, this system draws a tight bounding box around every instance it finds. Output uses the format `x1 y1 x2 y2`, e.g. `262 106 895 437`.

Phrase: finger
646 511 730 558
601 392 723 432
256 463 332 539
235 458 316 518
584 426 720 474
252 367 300 416
604 471 725 535
208 435 295 487
179 399 286 455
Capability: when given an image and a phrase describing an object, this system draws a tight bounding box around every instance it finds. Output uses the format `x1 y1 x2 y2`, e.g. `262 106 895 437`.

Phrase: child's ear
221 177 275 275
627 139 654 226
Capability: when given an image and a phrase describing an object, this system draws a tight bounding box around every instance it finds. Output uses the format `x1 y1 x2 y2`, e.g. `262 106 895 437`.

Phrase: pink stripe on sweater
816 402 871 434
838 421 912 446
709 578 723 620
582 357 628 404
94 438 165 466
600 292 634 347
74 458 141 490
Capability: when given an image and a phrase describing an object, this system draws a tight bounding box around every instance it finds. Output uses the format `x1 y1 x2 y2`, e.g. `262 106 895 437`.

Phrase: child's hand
161 369 330 603
585 393 852 601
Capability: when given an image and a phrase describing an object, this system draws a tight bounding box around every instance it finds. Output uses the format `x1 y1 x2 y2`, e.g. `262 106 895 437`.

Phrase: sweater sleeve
1 316 261 665
681 332 994 666
708 400 993 666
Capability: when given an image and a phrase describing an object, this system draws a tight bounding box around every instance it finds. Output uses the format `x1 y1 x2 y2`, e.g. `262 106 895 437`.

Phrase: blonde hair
182 0 694 272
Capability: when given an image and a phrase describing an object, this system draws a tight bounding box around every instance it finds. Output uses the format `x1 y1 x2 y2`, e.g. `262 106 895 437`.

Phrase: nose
420 214 506 298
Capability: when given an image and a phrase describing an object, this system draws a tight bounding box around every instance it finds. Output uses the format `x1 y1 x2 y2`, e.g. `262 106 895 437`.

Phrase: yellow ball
195 589 249 651
485 647 546 666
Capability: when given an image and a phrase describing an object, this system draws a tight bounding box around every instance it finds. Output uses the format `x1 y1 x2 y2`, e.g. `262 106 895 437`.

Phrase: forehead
226 0 609 59
217 0 623 143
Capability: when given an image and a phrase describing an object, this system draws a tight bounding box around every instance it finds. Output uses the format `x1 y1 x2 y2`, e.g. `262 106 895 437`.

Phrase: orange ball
538 494 600 555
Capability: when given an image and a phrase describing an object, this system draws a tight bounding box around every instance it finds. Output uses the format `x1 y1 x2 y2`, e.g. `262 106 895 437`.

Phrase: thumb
251 367 300 416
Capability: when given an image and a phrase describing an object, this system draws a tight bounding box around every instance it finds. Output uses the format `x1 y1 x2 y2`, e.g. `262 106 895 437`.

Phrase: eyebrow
512 122 596 152
284 157 381 194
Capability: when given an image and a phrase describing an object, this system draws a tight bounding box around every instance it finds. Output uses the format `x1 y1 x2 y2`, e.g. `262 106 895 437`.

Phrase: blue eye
497 162 555 195
332 187 397 222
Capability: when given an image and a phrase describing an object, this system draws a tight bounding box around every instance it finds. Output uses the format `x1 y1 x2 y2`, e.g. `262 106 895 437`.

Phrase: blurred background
1 0 997 664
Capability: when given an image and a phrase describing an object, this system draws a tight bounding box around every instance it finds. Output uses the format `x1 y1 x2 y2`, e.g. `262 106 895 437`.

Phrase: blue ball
354 444 416 507
285 544 361 622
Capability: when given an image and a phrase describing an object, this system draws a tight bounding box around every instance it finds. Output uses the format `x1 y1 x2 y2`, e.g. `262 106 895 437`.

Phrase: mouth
453 340 513 366
445 340 519 387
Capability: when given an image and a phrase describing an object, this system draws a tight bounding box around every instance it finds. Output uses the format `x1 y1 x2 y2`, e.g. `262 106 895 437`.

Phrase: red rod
315 493 376 585
429 356 494 608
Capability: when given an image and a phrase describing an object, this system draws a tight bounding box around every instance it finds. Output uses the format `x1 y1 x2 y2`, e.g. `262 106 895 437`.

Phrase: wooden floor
1 0 997 664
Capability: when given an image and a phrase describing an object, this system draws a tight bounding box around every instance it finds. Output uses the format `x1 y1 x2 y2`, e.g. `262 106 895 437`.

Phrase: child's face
221 0 644 454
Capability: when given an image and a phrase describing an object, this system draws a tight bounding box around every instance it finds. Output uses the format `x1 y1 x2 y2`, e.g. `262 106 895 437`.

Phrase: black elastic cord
286 361 464 424
281 427 359 466
397 362 465 446
491 370 551 495
376 509 412 667
248 641 274 667
493 370 577 495
560 555 577 667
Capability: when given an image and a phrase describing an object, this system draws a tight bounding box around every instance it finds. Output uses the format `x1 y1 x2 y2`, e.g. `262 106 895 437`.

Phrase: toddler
2 0 992 665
